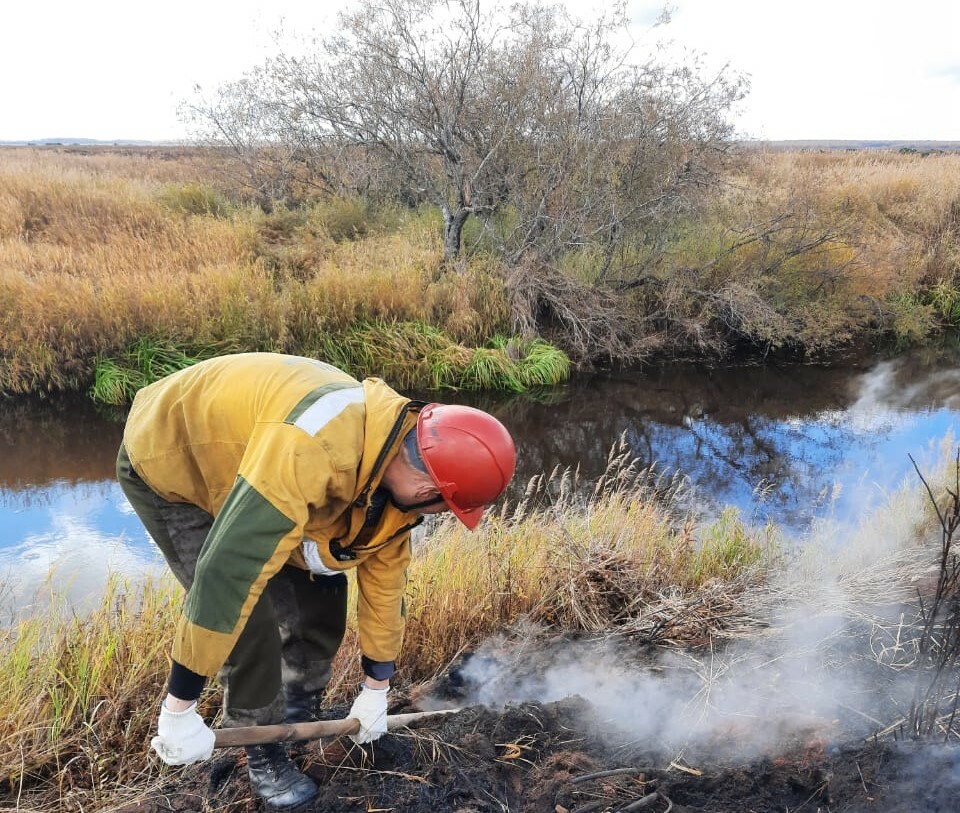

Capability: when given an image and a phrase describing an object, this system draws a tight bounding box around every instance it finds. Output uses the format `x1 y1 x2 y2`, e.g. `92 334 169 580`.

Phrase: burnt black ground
111 696 960 813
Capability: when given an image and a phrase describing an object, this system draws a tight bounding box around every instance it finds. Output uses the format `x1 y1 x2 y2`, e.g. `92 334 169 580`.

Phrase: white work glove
150 701 216 765
348 684 388 744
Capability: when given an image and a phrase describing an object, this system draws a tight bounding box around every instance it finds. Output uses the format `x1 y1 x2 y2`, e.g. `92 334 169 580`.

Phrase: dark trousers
117 443 347 726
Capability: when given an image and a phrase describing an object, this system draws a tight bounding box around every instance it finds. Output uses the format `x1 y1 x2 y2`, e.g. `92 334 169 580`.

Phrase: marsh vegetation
4 438 960 813
1 145 959 403
2 447 776 810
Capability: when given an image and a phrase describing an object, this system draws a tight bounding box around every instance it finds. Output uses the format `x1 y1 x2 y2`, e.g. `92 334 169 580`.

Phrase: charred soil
115 696 960 813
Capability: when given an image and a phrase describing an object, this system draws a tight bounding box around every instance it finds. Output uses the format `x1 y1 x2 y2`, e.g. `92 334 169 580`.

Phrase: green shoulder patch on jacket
185 475 296 633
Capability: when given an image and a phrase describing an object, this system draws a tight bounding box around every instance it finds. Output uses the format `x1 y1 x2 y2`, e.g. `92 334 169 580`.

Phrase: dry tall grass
630 148 960 356
3 146 959 397
744 149 960 282
1 575 178 812
0 148 509 395
707 149 960 346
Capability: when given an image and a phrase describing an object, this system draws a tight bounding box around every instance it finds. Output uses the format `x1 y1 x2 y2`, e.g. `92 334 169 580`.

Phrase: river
1 345 958 619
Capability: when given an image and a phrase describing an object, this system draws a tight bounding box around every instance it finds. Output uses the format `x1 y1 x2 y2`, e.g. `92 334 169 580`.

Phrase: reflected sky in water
0 401 165 619
1 346 958 614
669 403 956 528
0 480 165 620
631 357 959 528
446 349 960 535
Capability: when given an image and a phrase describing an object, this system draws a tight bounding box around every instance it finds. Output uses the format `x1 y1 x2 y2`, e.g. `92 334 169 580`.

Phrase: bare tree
181 70 332 209
270 0 509 259
485 4 745 268
184 0 746 264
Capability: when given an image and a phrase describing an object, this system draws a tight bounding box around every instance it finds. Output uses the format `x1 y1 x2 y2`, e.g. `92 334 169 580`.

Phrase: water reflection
0 481 164 622
0 346 957 613
0 399 164 620
443 349 959 529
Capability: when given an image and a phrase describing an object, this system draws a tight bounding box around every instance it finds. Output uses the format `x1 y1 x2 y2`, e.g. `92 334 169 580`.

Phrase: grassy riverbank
3 433 956 813
1 451 779 812
1 146 959 401
0 148 566 400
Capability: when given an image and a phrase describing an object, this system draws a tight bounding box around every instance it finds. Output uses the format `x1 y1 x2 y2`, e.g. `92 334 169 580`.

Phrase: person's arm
346 535 412 743
355 534 412 680
150 464 302 766
169 426 347 678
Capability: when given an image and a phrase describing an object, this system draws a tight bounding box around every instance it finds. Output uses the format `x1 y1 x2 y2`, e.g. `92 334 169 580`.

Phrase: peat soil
115 694 960 813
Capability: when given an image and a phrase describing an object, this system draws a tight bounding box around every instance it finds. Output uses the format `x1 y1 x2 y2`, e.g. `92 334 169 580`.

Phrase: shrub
885 292 936 348
309 197 370 241
157 183 231 218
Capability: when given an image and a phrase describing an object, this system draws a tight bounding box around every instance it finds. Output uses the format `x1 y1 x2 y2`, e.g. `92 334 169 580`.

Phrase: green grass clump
459 338 570 391
694 506 777 581
316 321 570 392
89 328 569 406
90 338 227 405
928 279 960 326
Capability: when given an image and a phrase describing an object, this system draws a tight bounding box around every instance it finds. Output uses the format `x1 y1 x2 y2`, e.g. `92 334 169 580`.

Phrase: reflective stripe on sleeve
285 384 365 436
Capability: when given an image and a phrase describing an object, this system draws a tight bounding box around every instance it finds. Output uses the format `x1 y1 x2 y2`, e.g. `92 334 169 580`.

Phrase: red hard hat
416 404 517 530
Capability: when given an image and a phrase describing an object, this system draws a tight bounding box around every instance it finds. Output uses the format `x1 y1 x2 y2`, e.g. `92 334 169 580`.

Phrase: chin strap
388 493 446 512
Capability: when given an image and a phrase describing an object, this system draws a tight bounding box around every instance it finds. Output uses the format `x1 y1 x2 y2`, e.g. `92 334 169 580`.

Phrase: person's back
123 353 368 514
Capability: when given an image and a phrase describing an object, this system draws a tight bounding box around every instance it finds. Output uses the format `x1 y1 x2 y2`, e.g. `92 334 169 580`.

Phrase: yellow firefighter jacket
122 353 422 678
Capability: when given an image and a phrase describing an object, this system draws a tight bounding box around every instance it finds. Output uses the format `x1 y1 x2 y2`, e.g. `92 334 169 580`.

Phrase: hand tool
212 708 459 748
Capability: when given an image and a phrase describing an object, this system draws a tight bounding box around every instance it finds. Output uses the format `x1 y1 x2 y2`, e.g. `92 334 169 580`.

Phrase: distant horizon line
2 136 959 148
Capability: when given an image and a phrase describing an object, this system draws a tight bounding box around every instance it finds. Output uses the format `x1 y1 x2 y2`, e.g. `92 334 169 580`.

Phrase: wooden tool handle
213 708 459 748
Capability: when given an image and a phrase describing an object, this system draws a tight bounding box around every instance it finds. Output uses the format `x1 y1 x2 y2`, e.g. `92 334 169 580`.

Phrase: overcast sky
1 0 958 142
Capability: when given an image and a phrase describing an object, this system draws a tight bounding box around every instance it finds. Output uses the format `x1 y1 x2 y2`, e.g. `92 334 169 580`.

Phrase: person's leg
222 605 317 811
265 566 348 722
116 443 211 591
218 567 330 809
214 567 319 811
216 596 285 727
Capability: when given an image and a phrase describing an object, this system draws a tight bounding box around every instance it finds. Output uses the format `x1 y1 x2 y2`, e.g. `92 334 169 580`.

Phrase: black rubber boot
284 684 323 724
245 743 318 810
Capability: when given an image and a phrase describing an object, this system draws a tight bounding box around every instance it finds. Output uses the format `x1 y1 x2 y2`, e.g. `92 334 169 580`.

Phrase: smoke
428 437 951 762
416 359 959 765
450 606 915 761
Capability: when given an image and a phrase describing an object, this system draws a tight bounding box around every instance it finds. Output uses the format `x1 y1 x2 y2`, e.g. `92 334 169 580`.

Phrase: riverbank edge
6 328 956 407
